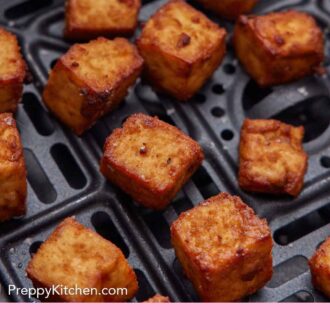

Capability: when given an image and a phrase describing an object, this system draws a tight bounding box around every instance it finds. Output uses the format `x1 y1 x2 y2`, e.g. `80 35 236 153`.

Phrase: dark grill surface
0 0 330 303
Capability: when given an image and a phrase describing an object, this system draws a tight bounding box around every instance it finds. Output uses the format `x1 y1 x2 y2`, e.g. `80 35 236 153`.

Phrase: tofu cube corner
42 37 143 135
64 0 141 40
309 238 330 299
26 217 138 302
144 294 171 303
195 0 258 20
238 119 308 197
0 28 26 113
234 10 324 86
100 113 204 210
171 192 273 302
137 0 226 101
0 113 27 222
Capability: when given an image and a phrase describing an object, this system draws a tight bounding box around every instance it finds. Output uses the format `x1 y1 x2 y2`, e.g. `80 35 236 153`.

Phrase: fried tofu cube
100 113 204 210
171 193 273 302
137 0 226 101
0 113 27 222
0 28 26 113
195 0 258 20
43 37 143 135
144 294 170 303
26 217 138 302
64 0 141 40
233 10 324 87
239 119 307 197
309 238 330 298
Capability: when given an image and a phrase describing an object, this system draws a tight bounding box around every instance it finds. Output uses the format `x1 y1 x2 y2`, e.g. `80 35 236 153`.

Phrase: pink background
0 303 325 328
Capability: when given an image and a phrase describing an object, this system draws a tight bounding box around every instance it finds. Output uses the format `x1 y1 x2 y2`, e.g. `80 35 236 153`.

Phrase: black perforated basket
0 0 330 303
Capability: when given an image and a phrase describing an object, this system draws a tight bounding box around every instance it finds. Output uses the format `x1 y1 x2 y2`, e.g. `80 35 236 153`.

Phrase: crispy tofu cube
195 0 258 20
43 37 143 135
239 119 307 197
26 217 138 302
0 28 26 113
144 294 170 303
100 113 204 210
64 0 141 40
171 193 272 302
137 0 226 101
0 113 27 222
309 237 330 298
233 10 324 87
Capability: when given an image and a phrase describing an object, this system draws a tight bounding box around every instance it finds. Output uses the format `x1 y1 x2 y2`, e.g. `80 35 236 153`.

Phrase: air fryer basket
0 0 329 302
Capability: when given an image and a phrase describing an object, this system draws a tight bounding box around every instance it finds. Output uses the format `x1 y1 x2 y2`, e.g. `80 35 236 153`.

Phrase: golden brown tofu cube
239 119 307 197
43 37 143 135
171 193 273 302
100 113 204 210
144 294 170 303
233 10 324 87
195 0 258 20
26 217 138 302
0 113 27 222
0 28 26 113
64 0 141 40
137 0 226 101
309 238 330 298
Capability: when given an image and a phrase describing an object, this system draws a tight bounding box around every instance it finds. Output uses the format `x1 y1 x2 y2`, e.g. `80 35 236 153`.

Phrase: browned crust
195 0 258 20
144 294 171 303
0 113 27 221
60 38 144 92
0 28 27 83
138 36 226 101
233 11 325 87
137 0 226 63
0 82 24 113
171 193 272 272
64 0 141 40
309 238 330 298
100 113 204 210
171 192 273 302
27 217 138 302
238 119 308 197
0 28 27 113
136 0 227 101
42 38 143 135
236 12 324 58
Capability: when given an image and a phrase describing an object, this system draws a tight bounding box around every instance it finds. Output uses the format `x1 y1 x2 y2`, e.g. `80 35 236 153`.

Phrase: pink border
0 303 326 329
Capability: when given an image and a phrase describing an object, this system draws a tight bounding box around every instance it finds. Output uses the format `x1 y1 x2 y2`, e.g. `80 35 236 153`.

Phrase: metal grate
0 0 329 302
